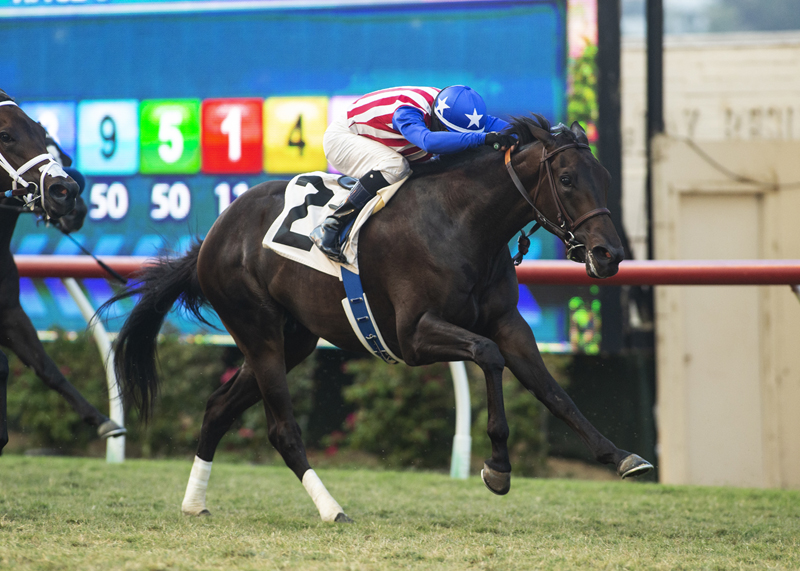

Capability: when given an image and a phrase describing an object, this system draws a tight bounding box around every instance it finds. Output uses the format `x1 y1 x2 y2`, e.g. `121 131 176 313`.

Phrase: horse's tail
99 241 211 421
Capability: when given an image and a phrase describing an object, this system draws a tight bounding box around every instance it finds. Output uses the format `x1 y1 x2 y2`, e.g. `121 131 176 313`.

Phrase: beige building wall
651 137 800 489
622 33 800 489
622 32 800 261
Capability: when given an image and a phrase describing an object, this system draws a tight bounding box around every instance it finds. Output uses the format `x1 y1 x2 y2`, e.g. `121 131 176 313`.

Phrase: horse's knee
472 339 505 373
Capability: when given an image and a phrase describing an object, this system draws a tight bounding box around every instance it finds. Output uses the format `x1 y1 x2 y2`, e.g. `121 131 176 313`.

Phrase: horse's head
0 90 79 220
511 115 624 279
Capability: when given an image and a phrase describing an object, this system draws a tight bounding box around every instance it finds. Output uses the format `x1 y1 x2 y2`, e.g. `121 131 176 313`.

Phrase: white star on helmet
465 108 483 129
435 96 450 117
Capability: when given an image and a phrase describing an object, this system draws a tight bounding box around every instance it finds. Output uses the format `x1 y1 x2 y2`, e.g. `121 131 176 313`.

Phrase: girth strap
340 267 401 364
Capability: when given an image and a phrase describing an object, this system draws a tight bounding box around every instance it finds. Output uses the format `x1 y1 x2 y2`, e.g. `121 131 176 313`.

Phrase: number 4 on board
287 116 306 156
263 96 327 174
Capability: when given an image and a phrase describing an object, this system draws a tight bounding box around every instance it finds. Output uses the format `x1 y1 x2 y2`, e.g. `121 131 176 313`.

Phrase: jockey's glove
485 132 518 151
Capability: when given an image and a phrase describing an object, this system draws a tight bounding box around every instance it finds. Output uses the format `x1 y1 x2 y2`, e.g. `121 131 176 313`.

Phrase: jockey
310 85 517 263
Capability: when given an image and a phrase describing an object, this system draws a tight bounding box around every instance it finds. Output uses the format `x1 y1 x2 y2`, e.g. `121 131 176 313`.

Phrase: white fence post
63 278 125 463
449 361 471 479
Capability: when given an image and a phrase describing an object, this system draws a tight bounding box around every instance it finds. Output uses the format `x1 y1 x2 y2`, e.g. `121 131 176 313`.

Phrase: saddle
262 171 402 276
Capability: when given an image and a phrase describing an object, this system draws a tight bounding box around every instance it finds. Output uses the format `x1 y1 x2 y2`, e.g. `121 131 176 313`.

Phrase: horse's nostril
591 245 621 264
593 246 610 259
49 183 74 200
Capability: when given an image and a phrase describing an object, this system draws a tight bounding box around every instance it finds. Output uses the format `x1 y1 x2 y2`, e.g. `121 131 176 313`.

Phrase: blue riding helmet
433 85 487 133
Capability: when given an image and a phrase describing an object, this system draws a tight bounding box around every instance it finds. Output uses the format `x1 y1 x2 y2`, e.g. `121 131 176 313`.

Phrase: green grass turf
1 455 798 570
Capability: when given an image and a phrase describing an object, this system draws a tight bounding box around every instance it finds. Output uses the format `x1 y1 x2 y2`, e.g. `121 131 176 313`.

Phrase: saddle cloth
262 171 402 277
262 171 404 364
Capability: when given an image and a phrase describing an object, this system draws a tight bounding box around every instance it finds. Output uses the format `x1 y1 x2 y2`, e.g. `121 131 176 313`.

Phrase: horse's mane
0 89 14 103
409 113 580 180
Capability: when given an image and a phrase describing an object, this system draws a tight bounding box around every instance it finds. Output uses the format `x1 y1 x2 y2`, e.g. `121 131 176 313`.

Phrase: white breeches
323 114 411 185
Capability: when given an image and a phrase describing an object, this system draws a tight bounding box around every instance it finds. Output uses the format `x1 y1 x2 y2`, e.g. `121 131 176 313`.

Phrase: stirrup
310 225 347 263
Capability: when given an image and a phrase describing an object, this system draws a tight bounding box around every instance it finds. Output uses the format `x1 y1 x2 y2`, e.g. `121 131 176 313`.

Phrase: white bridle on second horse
0 100 69 218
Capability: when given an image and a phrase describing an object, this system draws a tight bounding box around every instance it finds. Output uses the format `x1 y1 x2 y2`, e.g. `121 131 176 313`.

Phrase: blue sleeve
485 115 511 133
392 106 486 155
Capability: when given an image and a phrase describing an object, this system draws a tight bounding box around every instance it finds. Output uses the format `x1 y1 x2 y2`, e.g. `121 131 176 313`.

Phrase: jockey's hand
485 132 518 151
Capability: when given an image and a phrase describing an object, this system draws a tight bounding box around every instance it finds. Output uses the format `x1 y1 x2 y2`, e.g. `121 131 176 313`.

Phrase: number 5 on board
263 96 328 174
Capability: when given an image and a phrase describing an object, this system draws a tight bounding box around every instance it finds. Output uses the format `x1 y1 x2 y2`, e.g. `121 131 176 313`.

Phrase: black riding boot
310 171 388 263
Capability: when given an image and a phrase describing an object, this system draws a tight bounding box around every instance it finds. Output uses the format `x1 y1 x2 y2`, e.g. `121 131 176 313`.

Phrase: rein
504 143 610 265
0 100 67 220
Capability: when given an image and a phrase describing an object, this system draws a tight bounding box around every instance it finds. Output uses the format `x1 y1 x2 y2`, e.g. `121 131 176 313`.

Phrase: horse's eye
0 132 12 144
559 175 572 187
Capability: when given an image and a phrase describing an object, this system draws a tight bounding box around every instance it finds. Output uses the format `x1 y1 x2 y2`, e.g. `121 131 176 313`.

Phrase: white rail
62 278 124 463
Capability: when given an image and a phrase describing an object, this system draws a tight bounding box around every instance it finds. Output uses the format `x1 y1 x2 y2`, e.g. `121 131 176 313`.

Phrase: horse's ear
527 114 555 147
570 121 590 145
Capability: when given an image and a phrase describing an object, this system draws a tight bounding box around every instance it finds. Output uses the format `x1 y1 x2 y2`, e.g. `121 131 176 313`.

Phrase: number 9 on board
77 100 140 175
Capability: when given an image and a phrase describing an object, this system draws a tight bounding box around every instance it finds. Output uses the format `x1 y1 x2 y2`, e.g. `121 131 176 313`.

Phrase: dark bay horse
108 115 653 522
0 89 125 454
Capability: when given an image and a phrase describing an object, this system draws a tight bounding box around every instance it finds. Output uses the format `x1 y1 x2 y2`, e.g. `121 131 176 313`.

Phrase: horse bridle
0 100 68 217
504 142 610 263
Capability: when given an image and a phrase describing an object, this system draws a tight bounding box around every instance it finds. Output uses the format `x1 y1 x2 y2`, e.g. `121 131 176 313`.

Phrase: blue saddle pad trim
340 219 356 246
340 267 398 364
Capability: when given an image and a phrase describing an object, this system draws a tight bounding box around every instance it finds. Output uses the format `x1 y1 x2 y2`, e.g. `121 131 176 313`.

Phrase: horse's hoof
617 454 654 479
334 512 354 523
97 420 126 439
183 508 211 516
481 463 511 495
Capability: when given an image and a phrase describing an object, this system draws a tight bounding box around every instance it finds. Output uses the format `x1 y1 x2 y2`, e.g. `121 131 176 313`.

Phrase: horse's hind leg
192 327 319 466
0 306 125 439
247 340 351 523
182 364 262 515
0 350 8 453
183 325 350 521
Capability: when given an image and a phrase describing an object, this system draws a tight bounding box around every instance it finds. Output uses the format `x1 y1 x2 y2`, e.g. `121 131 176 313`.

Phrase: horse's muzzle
44 178 79 219
585 244 623 279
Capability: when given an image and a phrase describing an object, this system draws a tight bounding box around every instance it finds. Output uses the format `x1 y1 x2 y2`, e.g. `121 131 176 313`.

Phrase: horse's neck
0 204 20 252
421 148 540 256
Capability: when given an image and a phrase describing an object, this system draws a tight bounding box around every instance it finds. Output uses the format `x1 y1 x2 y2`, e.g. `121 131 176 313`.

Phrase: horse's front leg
490 310 653 478
0 306 124 439
0 350 8 453
402 312 511 494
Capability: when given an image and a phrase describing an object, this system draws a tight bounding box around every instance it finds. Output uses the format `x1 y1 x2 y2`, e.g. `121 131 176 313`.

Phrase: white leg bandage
182 456 212 515
302 469 345 522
